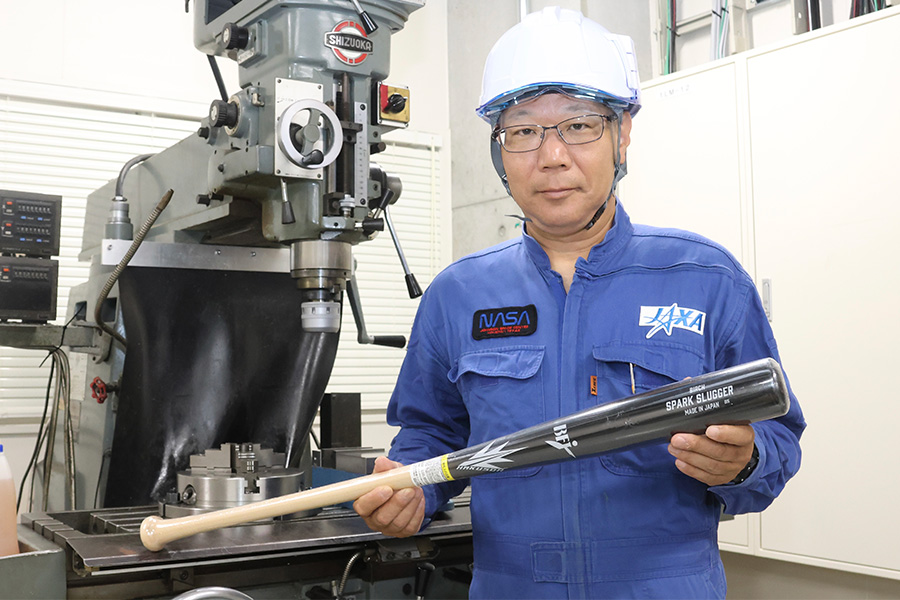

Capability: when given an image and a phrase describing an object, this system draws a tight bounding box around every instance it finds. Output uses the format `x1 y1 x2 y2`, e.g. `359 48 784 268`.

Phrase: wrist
728 444 759 485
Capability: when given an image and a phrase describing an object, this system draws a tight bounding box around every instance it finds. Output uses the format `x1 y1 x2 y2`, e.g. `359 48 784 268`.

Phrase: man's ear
618 112 633 164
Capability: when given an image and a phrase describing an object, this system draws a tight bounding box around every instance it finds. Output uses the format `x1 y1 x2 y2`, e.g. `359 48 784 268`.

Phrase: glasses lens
558 114 606 145
499 125 543 152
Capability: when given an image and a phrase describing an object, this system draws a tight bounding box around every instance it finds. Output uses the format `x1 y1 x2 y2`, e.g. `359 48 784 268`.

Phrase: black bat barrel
442 358 789 479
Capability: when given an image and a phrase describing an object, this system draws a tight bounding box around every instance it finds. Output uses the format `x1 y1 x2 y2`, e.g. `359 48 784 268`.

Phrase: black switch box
0 256 58 323
0 189 62 257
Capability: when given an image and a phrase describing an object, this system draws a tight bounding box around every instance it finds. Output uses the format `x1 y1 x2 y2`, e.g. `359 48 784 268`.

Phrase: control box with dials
1 189 62 257
0 256 58 322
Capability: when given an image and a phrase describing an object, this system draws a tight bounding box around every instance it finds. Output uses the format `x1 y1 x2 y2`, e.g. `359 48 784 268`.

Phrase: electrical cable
93 449 110 509
335 550 364 598
57 349 75 508
720 1 730 60
665 0 676 75
665 2 670 75
39 356 60 510
114 154 154 200
207 55 229 102
17 359 54 513
34 349 73 511
27 427 51 512
95 189 174 348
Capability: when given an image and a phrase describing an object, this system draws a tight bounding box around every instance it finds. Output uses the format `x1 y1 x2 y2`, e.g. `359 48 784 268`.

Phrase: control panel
0 256 58 322
1 190 62 257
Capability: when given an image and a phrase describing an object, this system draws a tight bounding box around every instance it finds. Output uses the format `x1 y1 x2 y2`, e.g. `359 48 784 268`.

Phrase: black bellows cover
106 266 339 507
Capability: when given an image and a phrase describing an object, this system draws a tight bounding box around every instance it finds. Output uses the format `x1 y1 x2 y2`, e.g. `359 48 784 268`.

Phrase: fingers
353 457 426 538
668 425 756 486
353 485 394 519
372 455 402 474
354 486 425 538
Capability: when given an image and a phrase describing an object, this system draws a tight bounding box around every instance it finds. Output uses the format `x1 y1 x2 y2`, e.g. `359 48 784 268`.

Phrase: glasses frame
492 113 617 153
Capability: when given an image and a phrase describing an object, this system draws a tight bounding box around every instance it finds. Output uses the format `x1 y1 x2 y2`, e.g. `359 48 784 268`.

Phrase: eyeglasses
493 113 617 153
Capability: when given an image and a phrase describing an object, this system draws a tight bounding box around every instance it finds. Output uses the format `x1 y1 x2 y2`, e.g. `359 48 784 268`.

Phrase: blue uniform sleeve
710 282 806 514
386 292 470 521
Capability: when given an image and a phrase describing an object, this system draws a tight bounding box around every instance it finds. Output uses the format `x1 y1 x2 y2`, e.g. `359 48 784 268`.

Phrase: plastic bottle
0 444 19 557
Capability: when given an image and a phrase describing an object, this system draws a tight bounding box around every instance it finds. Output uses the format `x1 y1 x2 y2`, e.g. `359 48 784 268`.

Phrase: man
354 7 805 598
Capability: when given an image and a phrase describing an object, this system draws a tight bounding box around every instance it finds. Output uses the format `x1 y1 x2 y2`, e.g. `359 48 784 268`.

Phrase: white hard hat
476 6 641 123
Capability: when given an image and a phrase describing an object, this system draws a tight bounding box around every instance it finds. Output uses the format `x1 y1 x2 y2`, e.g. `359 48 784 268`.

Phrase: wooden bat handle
140 464 414 551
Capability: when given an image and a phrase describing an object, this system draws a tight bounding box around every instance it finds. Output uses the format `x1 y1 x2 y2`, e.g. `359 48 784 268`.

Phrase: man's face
499 93 632 241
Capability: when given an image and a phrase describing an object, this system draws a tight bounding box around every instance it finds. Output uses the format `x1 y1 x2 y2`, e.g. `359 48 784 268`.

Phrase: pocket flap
592 343 703 381
449 346 545 383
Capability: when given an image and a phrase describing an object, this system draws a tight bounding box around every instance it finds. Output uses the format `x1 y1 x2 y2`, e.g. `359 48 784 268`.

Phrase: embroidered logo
639 303 706 339
457 441 523 472
472 304 537 340
545 424 578 458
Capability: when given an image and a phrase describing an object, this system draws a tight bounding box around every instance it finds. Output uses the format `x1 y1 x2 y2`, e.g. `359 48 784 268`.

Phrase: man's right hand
353 456 426 538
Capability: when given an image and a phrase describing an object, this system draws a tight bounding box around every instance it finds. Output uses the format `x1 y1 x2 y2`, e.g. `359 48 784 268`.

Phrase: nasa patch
472 304 537 340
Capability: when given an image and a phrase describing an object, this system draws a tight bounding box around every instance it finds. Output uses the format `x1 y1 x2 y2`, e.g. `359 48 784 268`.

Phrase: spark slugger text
665 385 734 416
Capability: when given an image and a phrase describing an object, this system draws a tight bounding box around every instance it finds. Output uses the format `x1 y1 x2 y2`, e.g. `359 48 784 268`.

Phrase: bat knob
140 515 166 552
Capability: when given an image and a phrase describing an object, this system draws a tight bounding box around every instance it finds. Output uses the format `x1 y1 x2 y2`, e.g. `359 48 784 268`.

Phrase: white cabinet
622 8 900 579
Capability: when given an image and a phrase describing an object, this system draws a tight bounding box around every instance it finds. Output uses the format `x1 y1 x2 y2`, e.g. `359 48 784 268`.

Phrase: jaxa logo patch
472 304 537 340
639 303 706 339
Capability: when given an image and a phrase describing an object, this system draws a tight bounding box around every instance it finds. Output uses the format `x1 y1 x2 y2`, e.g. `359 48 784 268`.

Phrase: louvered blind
0 81 443 417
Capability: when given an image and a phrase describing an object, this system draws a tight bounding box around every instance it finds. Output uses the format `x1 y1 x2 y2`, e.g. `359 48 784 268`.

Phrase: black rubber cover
106 266 338 507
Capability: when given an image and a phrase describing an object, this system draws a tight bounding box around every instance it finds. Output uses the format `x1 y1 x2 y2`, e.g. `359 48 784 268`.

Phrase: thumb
372 456 400 473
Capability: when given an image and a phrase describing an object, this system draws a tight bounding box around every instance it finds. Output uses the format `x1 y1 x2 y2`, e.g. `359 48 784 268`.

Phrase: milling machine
0 1 473 598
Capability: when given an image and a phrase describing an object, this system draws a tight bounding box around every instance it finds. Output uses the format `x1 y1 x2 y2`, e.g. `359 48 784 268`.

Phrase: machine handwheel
277 99 343 169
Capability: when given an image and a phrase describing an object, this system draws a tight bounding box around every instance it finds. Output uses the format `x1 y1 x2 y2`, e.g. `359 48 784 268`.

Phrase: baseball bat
140 357 789 551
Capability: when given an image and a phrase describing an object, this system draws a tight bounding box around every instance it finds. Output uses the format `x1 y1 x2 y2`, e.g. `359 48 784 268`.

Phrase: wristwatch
728 444 759 485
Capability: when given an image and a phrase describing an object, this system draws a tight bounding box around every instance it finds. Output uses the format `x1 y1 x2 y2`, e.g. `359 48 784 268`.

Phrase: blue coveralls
387 201 806 599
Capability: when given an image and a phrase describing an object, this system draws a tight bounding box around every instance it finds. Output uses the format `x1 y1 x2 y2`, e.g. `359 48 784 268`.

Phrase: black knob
359 11 378 34
299 149 325 168
361 217 384 233
405 273 422 299
414 562 435 599
221 22 250 50
385 93 407 114
209 100 239 128
372 335 407 348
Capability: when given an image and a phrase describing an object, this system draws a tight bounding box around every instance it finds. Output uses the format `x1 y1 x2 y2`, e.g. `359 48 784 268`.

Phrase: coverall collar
520 198 634 274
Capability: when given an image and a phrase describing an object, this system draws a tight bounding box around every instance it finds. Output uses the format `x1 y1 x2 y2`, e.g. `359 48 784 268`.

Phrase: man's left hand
668 425 756 486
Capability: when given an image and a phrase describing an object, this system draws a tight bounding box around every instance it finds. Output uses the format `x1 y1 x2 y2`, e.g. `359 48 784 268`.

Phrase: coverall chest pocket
450 346 546 455
592 344 704 477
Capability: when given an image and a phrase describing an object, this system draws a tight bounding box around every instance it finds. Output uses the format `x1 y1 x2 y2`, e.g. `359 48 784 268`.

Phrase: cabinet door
621 63 745 265
748 14 900 574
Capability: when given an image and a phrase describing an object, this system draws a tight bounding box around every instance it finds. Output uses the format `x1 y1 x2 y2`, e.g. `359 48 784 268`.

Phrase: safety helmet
476 6 641 123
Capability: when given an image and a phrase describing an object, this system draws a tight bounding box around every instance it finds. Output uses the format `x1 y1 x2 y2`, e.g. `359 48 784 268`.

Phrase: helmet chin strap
583 112 626 231
490 135 512 196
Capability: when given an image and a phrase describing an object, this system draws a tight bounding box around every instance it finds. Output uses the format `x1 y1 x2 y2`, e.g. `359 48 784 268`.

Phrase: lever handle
383 206 422 298
415 562 435 600
372 335 407 349
280 179 296 224
405 273 422 299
